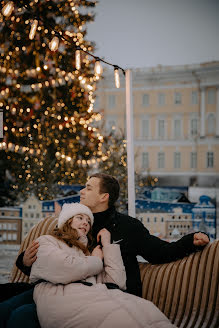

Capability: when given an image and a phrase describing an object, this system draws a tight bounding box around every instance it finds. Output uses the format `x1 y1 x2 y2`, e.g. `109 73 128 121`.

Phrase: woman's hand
97 228 111 247
23 240 39 266
91 245 103 260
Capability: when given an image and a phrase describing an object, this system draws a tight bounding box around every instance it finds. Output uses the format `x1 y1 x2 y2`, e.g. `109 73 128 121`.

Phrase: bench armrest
139 240 219 328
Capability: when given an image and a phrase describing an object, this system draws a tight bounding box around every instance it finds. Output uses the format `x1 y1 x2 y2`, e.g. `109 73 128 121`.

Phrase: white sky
86 0 219 69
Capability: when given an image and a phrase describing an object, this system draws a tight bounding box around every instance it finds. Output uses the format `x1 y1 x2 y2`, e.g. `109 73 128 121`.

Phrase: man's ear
100 193 109 203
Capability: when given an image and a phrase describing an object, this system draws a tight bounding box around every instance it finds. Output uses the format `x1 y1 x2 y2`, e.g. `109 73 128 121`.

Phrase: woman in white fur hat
29 203 176 328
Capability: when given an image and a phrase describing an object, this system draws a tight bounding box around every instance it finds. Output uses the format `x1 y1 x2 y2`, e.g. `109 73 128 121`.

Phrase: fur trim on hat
58 203 94 229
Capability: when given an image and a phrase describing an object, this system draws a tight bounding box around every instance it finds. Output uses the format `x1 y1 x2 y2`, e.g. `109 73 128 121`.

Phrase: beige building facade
22 194 42 240
138 208 192 240
95 62 219 187
0 207 22 244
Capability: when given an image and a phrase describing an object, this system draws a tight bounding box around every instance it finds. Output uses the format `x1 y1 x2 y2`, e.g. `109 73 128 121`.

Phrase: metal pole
125 69 136 217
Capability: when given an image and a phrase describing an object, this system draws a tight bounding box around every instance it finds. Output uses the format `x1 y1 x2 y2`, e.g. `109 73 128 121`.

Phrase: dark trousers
0 288 40 328
0 283 33 303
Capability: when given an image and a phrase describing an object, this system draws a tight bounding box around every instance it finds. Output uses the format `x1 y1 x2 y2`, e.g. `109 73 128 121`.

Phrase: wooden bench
11 217 219 328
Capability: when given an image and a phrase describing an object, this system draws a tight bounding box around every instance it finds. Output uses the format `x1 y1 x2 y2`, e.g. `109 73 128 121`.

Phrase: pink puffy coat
30 235 176 328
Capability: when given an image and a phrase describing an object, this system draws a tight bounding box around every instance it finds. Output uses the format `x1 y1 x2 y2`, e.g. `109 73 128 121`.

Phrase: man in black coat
0 173 209 327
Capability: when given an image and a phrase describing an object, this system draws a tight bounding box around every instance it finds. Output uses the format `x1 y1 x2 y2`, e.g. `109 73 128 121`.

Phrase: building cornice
135 137 219 147
99 62 219 90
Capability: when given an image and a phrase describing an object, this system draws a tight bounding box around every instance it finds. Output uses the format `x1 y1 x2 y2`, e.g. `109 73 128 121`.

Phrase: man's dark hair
90 173 120 208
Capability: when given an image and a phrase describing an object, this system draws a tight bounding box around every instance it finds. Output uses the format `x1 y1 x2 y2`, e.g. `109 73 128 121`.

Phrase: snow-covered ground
0 245 20 283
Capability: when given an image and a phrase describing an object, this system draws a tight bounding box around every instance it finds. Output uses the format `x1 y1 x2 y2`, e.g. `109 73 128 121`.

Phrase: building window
36 213 40 218
158 93 165 106
206 152 214 168
161 217 164 222
207 114 215 134
158 119 165 138
142 152 149 169
154 217 157 222
190 152 197 169
147 218 150 222
174 119 181 138
142 94 149 106
142 119 149 138
12 223 17 230
158 152 165 169
190 118 198 136
191 91 198 105
174 152 181 169
174 92 182 104
12 233 17 240
108 95 116 108
207 89 216 105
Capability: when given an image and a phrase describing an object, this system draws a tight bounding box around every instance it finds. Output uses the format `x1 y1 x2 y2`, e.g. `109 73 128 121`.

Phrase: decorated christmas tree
0 0 103 202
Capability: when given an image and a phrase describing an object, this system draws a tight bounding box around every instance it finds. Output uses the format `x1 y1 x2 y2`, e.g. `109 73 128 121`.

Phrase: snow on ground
0 245 20 283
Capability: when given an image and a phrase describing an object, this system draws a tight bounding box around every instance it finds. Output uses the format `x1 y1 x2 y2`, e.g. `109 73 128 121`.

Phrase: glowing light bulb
114 68 120 88
49 36 59 51
75 49 81 70
94 60 103 75
29 19 38 40
2 1 14 17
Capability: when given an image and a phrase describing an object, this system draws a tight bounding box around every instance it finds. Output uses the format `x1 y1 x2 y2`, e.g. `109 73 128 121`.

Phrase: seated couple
0 173 209 328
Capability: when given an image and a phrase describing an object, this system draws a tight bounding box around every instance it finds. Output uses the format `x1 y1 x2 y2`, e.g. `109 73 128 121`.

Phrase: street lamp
125 69 136 217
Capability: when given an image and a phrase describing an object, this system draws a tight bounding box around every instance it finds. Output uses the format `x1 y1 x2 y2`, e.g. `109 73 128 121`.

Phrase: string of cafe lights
1 0 125 88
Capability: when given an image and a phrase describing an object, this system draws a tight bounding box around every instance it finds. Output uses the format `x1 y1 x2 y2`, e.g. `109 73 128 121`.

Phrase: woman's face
70 214 91 237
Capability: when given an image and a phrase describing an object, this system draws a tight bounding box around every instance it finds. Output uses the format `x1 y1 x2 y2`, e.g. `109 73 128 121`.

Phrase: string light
94 60 103 75
2 2 125 88
114 67 120 88
75 49 81 70
29 19 38 40
49 36 59 51
2 1 14 17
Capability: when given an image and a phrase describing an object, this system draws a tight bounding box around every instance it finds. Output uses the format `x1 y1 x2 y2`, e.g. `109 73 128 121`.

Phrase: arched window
207 113 215 134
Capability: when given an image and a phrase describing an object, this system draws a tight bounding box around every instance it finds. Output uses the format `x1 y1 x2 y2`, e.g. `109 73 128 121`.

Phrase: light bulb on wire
2 1 14 17
94 60 103 75
75 49 81 70
29 19 38 40
49 36 59 51
114 67 120 88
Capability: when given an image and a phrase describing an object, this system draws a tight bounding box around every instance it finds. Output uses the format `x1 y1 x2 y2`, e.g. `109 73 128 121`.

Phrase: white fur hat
58 203 94 229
